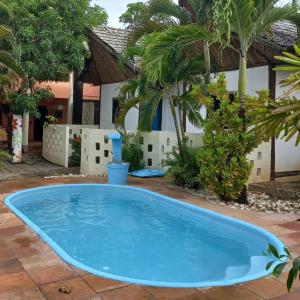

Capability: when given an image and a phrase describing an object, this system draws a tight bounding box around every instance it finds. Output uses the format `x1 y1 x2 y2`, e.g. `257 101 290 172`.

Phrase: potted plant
107 133 129 185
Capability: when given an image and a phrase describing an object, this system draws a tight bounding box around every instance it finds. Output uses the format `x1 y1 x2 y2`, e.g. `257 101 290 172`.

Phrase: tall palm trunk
238 52 247 113
169 99 184 158
204 41 211 84
237 51 248 204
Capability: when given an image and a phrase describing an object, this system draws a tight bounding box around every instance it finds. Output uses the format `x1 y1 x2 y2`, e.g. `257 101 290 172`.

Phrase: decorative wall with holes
43 125 98 168
80 129 204 176
140 131 203 170
80 129 114 176
247 141 271 183
43 125 271 184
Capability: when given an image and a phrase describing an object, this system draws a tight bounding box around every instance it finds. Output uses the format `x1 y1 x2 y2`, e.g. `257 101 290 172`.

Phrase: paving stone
0 288 46 300
144 287 206 300
0 258 24 276
41 277 102 300
82 275 128 293
242 278 287 299
28 264 76 286
0 271 36 293
100 285 156 300
202 286 263 300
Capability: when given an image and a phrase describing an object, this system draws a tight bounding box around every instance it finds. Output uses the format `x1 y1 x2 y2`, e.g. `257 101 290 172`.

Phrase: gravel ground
188 188 300 214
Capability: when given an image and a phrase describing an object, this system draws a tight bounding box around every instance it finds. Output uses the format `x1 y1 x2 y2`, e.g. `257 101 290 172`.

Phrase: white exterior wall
275 71 300 173
185 66 269 134
225 66 269 95
100 83 139 131
43 124 98 168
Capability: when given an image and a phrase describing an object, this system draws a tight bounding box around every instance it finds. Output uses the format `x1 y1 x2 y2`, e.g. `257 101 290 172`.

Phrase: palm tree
142 0 294 108
229 0 294 106
117 36 205 159
253 45 300 145
0 0 23 164
0 2 23 79
132 0 216 84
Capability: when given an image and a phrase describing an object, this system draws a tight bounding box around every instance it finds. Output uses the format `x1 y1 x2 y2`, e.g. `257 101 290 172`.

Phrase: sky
93 0 146 28
94 0 292 28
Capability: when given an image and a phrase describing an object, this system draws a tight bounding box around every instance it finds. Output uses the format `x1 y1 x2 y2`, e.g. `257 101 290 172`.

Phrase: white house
43 23 300 182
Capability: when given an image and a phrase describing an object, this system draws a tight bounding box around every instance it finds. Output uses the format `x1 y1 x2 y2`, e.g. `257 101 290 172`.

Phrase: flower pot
107 162 129 185
11 114 23 164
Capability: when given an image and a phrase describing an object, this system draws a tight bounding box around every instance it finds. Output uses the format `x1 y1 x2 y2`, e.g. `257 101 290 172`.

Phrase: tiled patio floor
0 176 300 299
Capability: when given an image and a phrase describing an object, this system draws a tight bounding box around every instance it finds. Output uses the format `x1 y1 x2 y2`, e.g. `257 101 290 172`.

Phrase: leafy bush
122 132 145 172
265 244 300 292
69 137 81 167
165 144 201 189
198 100 259 202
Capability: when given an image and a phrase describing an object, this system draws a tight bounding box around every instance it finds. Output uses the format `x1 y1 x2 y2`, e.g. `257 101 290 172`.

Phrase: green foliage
165 145 200 189
4 0 107 83
122 133 145 172
44 115 58 128
119 2 146 29
265 244 300 292
11 87 53 117
252 45 300 145
69 138 81 167
198 100 259 202
0 1 24 101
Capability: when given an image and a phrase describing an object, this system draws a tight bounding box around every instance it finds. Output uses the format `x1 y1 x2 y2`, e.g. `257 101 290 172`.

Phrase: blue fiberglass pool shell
4 184 285 288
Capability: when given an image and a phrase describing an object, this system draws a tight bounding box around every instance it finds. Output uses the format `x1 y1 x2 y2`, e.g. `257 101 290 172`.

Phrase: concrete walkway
0 176 299 299
0 153 79 182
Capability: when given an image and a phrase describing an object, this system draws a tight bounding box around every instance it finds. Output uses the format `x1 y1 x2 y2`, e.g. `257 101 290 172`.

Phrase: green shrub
198 100 259 202
122 132 145 172
69 138 81 167
165 144 201 189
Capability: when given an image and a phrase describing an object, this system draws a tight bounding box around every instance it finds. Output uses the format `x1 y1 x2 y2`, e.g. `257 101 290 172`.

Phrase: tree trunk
11 114 23 163
204 42 211 84
238 52 248 204
169 99 184 158
238 53 247 103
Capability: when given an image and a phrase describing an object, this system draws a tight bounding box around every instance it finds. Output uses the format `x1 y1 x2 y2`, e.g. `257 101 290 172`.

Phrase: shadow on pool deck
0 176 300 300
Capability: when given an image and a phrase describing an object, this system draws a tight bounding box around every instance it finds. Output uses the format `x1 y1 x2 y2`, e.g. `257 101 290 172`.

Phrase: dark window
54 111 63 119
96 157 100 164
112 98 120 123
148 159 152 167
148 144 153 152
96 143 100 150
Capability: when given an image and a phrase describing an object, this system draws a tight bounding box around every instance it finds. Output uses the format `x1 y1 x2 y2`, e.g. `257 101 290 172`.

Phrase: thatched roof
80 27 136 85
80 21 298 84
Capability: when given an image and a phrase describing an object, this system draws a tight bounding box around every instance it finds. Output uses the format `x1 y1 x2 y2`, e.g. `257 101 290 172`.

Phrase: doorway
152 100 162 131
34 106 48 141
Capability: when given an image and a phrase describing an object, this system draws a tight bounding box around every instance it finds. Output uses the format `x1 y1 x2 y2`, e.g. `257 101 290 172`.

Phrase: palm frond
148 0 192 25
0 50 24 78
0 25 13 42
143 25 211 83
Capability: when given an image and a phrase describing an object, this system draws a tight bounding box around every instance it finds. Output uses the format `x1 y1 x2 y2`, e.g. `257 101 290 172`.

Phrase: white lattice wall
81 129 114 176
43 125 98 168
44 125 271 183
43 125 69 167
247 141 271 183
80 130 203 176
141 131 203 170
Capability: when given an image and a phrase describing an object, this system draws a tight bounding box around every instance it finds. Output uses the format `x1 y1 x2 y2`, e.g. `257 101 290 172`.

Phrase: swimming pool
5 184 285 288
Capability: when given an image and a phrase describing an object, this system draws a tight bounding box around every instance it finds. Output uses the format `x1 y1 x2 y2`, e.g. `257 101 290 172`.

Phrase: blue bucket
107 162 129 185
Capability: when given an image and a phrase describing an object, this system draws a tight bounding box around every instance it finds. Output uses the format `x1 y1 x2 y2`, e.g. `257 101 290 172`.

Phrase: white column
22 113 29 153
67 72 74 124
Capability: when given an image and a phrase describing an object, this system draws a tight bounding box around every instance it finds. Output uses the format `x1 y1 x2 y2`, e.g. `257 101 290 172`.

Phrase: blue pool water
5 184 285 287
